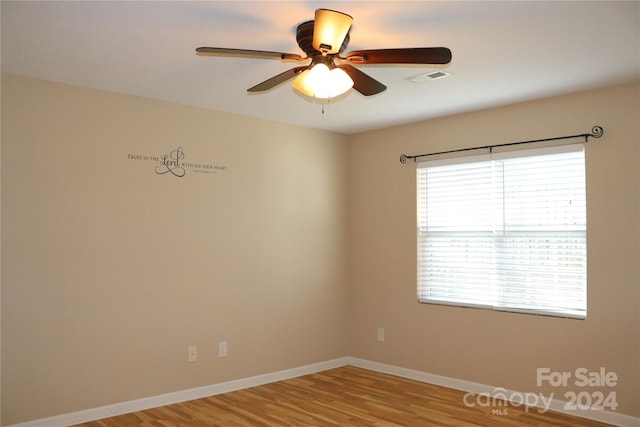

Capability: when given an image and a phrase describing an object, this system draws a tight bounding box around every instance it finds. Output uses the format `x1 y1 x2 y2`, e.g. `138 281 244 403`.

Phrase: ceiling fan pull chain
321 97 333 115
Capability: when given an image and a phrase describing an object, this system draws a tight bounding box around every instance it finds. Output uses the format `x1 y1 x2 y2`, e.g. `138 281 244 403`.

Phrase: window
416 144 586 319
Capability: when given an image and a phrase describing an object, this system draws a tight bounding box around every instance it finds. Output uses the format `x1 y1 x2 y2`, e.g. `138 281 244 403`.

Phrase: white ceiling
2 1 639 134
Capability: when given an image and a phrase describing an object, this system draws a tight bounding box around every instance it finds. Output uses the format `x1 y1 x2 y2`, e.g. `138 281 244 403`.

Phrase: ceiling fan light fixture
293 63 354 99
312 9 353 54
197 9 451 99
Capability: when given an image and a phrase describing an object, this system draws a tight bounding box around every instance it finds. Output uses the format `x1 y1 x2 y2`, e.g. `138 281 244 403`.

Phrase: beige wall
347 82 640 417
1 74 349 424
1 74 639 424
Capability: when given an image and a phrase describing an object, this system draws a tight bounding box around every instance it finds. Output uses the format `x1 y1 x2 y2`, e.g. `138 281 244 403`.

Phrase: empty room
1 1 638 426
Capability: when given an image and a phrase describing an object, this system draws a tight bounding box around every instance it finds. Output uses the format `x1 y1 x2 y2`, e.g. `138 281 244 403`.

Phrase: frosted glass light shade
293 64 354 99
312 9 353 54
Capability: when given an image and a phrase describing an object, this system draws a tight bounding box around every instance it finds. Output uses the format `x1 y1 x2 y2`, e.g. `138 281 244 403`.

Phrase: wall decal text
127 147 228 177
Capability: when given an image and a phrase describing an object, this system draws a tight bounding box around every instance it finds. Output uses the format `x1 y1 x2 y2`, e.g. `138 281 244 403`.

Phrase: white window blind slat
416 144 586 319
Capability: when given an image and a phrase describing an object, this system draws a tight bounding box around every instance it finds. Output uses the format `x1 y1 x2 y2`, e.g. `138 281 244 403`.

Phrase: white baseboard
8 356 639 427
6 357 350 427
347 357 640 427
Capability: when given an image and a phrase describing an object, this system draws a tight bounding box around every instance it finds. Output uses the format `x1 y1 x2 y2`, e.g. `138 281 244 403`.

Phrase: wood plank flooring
72 366 613 426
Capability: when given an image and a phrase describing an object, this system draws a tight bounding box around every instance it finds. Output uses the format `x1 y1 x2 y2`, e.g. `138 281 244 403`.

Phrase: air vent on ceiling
406 70 451 83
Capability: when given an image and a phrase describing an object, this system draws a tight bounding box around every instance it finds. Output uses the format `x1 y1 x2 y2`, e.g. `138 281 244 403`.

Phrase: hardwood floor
72 366 613 426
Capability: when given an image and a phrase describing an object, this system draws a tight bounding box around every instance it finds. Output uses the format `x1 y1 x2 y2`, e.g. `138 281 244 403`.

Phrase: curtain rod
399 125 604 164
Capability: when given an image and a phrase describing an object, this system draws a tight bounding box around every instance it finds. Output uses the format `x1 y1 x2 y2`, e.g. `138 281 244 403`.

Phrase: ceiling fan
196 9 452 99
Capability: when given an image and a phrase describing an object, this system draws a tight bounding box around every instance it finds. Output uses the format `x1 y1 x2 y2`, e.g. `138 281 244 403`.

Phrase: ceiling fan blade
343 47 452 65
248 66 309 93
196 47 307 62
337 64 387 96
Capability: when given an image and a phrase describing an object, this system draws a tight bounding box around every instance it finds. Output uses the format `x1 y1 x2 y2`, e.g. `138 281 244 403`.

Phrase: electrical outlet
377 328 385 342
187 346 197 362
218 341 228 357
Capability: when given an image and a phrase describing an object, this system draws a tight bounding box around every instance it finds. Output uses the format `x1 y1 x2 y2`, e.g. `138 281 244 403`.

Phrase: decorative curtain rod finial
590 126 604 139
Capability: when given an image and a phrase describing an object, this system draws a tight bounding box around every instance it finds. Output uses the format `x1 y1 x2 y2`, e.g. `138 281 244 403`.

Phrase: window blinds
416 144 586 319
